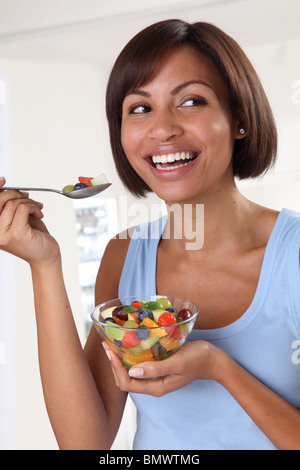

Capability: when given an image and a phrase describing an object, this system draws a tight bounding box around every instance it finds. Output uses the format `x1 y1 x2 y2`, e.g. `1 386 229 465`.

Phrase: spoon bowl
2 183 111 199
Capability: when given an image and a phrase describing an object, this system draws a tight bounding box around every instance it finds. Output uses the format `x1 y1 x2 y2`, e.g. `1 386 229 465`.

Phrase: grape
112 306 128 321
62 185 74 193
157 297 172 309
123 320 139 328
178 308 193 321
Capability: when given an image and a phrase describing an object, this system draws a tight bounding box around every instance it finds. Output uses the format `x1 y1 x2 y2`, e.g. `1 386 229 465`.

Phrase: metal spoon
2 183 111 199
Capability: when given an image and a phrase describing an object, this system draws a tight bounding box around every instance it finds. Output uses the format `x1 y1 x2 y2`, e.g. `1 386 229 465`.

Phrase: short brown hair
106 19 277 197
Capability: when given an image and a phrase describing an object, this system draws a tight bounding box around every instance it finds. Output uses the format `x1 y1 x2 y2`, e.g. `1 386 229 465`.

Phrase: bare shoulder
251 204 280 247
260 205 279 232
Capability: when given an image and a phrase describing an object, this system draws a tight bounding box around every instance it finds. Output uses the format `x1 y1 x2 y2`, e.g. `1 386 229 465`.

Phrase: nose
147 107 183 141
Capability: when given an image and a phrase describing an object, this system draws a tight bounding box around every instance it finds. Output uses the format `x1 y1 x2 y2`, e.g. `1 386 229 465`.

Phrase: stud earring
239 128 246 135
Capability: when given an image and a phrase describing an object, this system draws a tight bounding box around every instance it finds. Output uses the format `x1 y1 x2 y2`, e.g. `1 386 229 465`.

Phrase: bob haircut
106 19 277 197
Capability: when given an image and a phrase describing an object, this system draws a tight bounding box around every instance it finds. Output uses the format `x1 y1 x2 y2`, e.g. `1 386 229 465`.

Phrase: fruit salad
62 173 109 193
95 297 197 369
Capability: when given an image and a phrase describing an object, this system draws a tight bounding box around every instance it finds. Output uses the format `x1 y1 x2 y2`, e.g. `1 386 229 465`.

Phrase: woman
0 19 300 450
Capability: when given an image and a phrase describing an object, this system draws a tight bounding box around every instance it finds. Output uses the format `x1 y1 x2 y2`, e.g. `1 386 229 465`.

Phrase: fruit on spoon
62 173 109 193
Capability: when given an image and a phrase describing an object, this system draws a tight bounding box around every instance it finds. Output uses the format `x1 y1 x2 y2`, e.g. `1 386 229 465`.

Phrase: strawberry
158 311 181 339
158 311 177 327
78 176 93 187
122 330 141 349
167 324 181 339
131 301 141 310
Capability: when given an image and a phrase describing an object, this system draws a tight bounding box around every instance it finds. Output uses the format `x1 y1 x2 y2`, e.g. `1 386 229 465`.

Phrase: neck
163 181 255 253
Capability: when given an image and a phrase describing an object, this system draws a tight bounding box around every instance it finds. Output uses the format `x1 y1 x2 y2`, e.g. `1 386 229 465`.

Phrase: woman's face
121 45 243 203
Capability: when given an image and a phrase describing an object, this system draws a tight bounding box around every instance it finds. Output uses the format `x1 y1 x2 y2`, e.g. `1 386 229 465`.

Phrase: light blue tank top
118 208 300 450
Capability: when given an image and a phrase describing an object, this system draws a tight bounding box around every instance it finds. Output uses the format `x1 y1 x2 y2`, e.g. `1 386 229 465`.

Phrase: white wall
0 57 114 449
0 0 300 450
0 74 16 449
0 55 159 449
236 36 300 212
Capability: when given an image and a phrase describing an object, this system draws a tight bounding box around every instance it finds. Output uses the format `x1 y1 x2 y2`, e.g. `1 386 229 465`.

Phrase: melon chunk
91 173 109 186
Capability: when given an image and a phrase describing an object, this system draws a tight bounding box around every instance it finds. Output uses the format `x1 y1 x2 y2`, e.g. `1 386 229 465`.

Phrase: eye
129 103 152 114
181 97 207 107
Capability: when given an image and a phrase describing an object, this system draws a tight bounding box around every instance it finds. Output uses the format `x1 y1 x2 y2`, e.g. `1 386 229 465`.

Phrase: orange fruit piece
123 349 154 365
159 336 181 351
140 317 166 338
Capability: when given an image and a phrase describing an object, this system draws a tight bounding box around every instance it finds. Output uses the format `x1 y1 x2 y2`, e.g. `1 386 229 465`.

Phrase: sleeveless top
118 208 300 450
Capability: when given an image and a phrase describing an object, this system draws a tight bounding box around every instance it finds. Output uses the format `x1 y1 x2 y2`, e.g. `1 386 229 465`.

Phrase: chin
154 187 200 206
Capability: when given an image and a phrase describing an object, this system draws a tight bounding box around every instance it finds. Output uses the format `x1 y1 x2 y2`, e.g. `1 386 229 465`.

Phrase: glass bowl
90 295 198 370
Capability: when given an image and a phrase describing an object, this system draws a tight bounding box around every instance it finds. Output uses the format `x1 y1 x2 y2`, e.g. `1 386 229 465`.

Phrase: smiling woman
1 18 300 451
106 19 277 198
151 151 198 170
120 45 240 203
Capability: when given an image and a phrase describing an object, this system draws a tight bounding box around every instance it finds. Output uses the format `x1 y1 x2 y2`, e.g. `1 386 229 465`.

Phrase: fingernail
0 177 5 182
129 367 144 378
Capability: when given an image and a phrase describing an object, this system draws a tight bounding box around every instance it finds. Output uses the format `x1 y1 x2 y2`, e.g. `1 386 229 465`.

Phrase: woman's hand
0 177 60 266
103 339 229 397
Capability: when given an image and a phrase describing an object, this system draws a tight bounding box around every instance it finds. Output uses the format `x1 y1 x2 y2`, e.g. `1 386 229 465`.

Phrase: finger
110 355 171 396
125 364 172 397
11 202 44 230
129 347 183 379
102 343 155 391
1 195 43 215
102 343 125 387
0 189 30 214
0 177 6 188
1 198 43 232
103 342 180 396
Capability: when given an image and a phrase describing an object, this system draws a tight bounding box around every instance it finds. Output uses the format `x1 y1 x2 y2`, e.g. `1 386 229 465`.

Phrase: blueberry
165 307 178 314
135 325 150 340
103 317 116 324
73 182 88 191
138 308 154 322
114 339 122 347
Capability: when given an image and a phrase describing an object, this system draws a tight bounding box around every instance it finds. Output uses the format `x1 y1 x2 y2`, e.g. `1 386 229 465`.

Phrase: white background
0 74 15 449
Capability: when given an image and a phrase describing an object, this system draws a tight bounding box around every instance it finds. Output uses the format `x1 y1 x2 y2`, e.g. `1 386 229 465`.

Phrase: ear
235 127 247 140
234 113 247 140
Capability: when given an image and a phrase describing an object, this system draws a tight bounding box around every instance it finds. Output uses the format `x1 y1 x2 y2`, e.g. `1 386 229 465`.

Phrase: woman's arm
31 259 114 449
32 239 129 449
0 180 126 449
219 356 300 450
105 339 300 450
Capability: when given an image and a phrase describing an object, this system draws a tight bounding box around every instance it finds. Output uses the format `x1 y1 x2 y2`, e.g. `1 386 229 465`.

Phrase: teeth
156 161 192 171
152 151 196 164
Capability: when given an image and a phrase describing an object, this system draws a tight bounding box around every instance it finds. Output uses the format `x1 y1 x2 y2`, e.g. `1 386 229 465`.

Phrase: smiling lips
149 151 199 171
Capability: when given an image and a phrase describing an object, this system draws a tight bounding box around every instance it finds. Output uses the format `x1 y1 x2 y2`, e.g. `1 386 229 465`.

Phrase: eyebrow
126 80 214 99
171 80 214 96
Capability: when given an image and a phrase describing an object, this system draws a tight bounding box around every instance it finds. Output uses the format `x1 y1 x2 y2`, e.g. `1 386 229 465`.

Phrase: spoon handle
2 186 62 194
